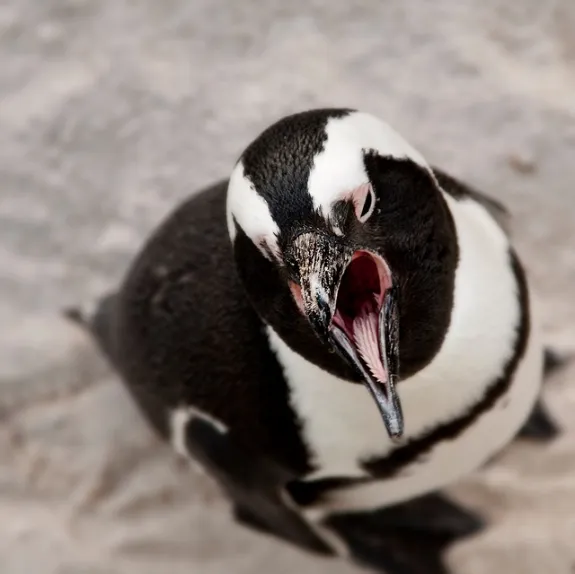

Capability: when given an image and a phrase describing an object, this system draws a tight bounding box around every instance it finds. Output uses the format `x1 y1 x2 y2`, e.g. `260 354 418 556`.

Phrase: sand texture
1 1 575 573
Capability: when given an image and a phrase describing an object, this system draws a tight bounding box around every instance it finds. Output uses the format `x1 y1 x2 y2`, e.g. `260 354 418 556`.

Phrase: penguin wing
432 166 512 236
184 414 334 556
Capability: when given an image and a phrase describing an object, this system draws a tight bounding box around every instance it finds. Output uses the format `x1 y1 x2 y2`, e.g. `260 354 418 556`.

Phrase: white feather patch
226 161 280 259
307 111 429 217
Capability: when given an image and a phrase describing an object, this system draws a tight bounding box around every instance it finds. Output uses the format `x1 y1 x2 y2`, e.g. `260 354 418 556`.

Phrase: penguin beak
290 233 404 440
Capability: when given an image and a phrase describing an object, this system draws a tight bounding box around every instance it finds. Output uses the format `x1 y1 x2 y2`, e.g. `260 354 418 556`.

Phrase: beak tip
388 424 404 441
384 412 404 441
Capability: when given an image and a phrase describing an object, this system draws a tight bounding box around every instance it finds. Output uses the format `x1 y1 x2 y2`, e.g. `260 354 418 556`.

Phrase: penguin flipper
543 347 568 378
63 292 119 365
181 413 334 556
431 167 512 236
325 493 484 574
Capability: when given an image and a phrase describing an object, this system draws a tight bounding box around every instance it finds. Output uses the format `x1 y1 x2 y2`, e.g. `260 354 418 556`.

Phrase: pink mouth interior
332 252 390 384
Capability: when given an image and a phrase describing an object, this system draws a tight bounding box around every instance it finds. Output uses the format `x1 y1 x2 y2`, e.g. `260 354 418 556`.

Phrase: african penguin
68 108 563 574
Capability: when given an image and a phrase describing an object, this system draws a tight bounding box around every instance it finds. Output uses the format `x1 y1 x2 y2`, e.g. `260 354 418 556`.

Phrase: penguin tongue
353 300 388 385
332 251 390 391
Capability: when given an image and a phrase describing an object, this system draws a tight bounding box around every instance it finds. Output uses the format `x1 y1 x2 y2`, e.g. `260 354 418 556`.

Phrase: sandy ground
1 1 575 573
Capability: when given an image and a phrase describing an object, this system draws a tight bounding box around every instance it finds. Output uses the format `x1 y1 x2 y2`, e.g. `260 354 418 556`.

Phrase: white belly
266 195 544 517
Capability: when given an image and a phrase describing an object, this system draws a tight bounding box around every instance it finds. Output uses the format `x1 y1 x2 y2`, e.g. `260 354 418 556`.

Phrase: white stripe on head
307 111 430 217
226 160 281 260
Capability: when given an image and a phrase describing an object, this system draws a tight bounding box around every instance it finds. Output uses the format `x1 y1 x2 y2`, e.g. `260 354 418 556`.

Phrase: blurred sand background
1 1 575 573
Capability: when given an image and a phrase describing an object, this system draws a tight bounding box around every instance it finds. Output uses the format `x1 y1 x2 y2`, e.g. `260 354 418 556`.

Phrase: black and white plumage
68 109 563 574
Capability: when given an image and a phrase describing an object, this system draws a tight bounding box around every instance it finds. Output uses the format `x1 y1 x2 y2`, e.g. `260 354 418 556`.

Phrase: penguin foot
517 346 568 443
324 493 484 574
518 399 560 442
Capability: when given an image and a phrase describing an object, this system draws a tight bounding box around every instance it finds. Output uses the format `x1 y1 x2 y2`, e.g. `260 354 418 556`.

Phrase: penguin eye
354 183 376 223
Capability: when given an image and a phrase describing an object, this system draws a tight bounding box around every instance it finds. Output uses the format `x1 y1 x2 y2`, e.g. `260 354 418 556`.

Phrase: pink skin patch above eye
350 183 374 221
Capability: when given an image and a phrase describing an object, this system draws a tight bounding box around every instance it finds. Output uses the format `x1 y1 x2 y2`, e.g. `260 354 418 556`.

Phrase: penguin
66 108 565 574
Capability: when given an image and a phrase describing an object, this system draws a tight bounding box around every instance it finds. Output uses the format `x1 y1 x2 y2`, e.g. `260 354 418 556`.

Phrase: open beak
289 233 404 440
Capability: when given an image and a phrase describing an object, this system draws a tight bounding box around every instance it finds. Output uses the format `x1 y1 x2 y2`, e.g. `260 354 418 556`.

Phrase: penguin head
227 109 458 439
